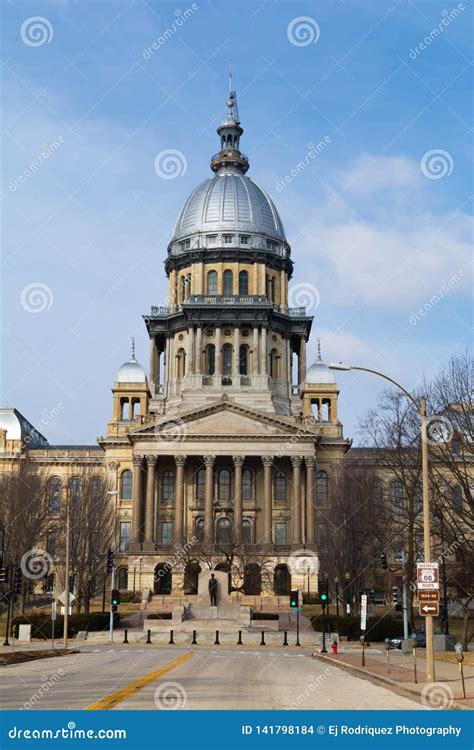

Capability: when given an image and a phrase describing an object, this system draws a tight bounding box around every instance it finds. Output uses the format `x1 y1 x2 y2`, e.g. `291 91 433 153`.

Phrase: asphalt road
0 645 421 711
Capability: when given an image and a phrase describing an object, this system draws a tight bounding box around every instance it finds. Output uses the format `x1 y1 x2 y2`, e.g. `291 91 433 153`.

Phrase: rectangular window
206 235 217 246
275 523 286 545
180 239 191 251
239 235 249 245
266 239 277 250
223 235 233 244
119 522 131 552
275 471 287 502
161 521 173 544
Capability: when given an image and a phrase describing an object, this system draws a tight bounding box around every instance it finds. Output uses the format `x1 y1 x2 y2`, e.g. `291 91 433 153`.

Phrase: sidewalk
314 644 473 709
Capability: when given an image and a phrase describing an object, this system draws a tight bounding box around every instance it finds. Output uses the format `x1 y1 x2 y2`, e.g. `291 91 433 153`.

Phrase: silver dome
116 356 146 384
306 344 336 385
172 168 286 243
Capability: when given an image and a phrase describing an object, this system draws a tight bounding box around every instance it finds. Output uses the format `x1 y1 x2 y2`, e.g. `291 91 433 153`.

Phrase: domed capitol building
0 86 352 601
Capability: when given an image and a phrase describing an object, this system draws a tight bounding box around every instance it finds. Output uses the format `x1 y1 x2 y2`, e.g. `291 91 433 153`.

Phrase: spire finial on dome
130 336 136 361
317 338 322 361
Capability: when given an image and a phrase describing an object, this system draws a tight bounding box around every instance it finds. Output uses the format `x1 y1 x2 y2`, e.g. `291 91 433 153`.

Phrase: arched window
390 479 404 516
266 275 275 302
218 469 231 501
206 344 215 375
47 477 61 514
269 349 278 378
316 470 328 502
216 517 232 546
239 345 249 375
162 470 175 501
275 471 287 502
244 563 261 595
118 567 128 590
180 275 186 303
120 470 133 500
274 564 291 595
196 468 206 501
239 270 248 296
373 479 384 509
242 519 252 544
90 476 104 504
222 344 232 376
242 469 253 501
223 270 233 296
207 270 218 295
176 348 186 379
196 518 205 542
186 273 192 299
452 485 463 512
68 477 82 510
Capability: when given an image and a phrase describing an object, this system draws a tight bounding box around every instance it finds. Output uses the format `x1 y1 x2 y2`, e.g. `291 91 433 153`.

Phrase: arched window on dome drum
239 345 249 375
316 471 328 502
242 469 253 501
223 270 233 296
222 344 232 376
207 270 218 296
239 270 248 296
120 470 132 500
47 477 61 514
176 348 186 379
180 275 186 303
218 469 231 501
269 349 278 379
242 519 252 544
206 345 215 376
266 275 275 302
162 470 175 501
196 468 206 501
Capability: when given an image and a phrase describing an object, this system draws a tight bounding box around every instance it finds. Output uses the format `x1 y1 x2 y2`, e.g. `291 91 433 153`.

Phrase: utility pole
109 554 115 642
63 497 70 650
401 550 409 640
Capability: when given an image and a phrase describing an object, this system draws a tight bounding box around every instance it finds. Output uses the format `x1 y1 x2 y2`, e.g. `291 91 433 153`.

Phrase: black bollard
283 631 288 646
169 629 175 645
260 631 266 646
123 629 129 644
192 630 197 645
237 630 243 645
146 629 152 644
215 630 220 645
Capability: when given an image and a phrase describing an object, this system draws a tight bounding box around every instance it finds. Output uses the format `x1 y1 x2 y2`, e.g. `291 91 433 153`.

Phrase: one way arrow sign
419 602 439 617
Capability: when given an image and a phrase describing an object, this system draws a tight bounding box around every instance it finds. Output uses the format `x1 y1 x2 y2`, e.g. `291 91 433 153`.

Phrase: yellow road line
86 652 193 711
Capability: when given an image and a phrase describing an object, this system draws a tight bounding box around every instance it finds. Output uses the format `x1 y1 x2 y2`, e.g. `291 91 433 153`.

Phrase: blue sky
1 0 472 444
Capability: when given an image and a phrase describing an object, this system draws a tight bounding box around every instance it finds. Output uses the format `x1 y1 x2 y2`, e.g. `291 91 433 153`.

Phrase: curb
312 652 470 711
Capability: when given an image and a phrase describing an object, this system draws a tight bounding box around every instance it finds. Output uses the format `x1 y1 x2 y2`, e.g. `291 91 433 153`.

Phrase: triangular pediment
129 399 318 440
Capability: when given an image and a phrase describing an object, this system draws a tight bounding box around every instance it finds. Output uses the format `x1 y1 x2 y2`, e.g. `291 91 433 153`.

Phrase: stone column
174 455 187 544
149 337 158 390
260 327 267 376
233 455 244 545
156 349 161 386
215 328 222 377
305 457 316 544
291 456 303 545
204 455 216 544
233 327 240 374
187 326 195 375
195 326 203 374
144 455 157 548
130 455 144 545
262 456 273 545
280 269 287 311
298 337 307 386
253 327 259 374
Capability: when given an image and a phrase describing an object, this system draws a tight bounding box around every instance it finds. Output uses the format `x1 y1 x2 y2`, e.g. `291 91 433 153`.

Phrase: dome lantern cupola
211 69 249 175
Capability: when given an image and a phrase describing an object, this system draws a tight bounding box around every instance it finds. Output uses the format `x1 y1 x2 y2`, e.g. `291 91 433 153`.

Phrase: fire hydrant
332 641 338 654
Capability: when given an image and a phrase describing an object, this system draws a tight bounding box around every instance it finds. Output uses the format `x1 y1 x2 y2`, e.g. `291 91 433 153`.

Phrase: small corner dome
116 356 147 384
306 355 336 385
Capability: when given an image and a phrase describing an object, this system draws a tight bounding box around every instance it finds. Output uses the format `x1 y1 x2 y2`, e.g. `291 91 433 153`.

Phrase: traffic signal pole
109 561 115 642
3 566 13 647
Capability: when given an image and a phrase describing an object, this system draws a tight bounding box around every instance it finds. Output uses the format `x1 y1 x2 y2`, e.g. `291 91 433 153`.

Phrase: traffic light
379 553 388 570
13 568 23 594
290 590 299 608
319 581 329 606
0 567 7 584
111 589 120 606
392 586 399 604
107 548 114 573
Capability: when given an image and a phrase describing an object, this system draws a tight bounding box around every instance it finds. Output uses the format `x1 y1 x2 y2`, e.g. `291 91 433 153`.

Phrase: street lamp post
334 577 340 618
329 362 435 683
344 571 351 616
